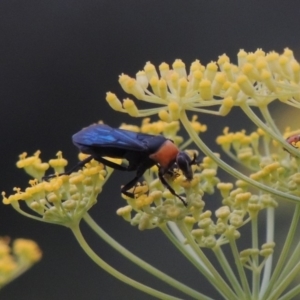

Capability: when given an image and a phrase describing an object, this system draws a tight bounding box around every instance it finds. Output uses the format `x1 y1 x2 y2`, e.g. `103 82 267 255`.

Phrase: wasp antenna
189 152 197 165
189 152 203 166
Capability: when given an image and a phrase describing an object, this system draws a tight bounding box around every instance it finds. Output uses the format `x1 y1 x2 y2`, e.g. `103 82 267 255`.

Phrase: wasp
51 124 199 206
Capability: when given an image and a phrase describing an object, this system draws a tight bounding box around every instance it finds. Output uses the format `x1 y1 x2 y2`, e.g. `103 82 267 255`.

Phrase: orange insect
283 133 300 154
286 134 300 148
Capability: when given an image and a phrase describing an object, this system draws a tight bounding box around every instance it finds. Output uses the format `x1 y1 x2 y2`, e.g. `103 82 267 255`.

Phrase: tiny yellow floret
144 61 158 81
279 55 290 76
158 78 168 99
217 182 233 198
123 99 139 117
106 92 123 111
49 151 67 168
13 239 42 263
217 54 230 65
237 75 255 96
237 49 247 66
159 62 170 78
168 102 180 121
172 59 187 78
136 71 149 89
224 83 240 99
158 109 171 122
191 70 203 90
190 60 204 72
215 206 231 219
178 78 188 97
235 192 251 204
16 152 37 168
212 72 226 95
199 79 212 100
190 115 207 133
116 206 132 222
219 97 234 116
291 61 300 83
205 62 218 82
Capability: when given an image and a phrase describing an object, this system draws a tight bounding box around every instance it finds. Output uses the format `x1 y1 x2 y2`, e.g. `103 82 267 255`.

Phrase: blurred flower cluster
3 48 300 299
0 237 41 289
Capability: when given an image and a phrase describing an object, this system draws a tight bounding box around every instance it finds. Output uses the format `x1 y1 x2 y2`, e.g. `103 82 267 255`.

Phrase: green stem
259 207 275 298
10 201 71 225
179 137 194 150
176 221 238 300
276 242 300 284
267 261 300 300
213 246 246 299
83 214 208 300
261 204 300 300
161 223 235 299
167 221 211 273
223 149 258 171
278 284 300 300
228 237 251 298
161 224 214 279
251 216 260 299
259 105 282 135
179 111 300 204
70 223 182 300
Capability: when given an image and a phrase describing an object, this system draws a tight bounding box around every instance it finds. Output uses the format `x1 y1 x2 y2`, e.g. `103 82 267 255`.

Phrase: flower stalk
70 223 182 300
83 213 207 300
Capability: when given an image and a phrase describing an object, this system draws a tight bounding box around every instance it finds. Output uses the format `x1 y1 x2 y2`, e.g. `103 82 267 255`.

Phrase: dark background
0 1 299 299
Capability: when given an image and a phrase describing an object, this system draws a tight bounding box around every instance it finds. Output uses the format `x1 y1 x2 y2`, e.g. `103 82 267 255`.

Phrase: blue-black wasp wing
72 124 153 151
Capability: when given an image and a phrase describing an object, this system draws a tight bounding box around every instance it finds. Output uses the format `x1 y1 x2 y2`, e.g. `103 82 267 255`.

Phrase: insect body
69 124 198 206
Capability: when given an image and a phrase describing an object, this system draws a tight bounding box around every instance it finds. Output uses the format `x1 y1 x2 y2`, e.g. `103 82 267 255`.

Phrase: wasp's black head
176 152 194 180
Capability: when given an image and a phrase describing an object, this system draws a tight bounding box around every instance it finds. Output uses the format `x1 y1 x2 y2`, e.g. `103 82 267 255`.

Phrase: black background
0 1 299 299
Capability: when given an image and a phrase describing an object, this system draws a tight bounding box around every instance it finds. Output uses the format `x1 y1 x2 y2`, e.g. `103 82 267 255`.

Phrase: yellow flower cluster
3 152 112 226
106 48 300 122
174 180 277 250
216 126 300 199
240 242 275 268
116 145 269 236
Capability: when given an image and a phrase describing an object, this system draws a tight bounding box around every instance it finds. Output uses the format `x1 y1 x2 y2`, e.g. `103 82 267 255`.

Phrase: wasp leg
93 156 128 171
121 175 143 198
43 155 131 181
122 182 149 199
121 162 153 198
158 169 187 207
